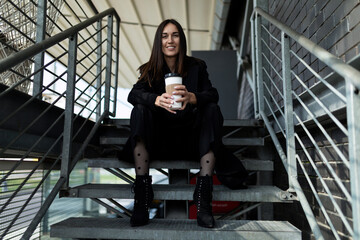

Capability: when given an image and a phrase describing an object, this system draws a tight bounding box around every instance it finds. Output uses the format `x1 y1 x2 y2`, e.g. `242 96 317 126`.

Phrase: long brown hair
138 19 187 86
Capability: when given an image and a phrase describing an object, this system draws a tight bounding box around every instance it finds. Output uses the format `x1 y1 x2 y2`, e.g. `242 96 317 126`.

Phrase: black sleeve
127 80 159 110
193 60 219 108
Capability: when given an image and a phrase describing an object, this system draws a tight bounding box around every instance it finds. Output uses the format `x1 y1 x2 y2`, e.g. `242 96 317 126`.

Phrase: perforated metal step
63 184 295 202
50 217 301 240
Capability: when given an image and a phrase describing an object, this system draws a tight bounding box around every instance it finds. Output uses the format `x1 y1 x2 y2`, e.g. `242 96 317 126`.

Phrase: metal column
33 0 47 98
281 32 296 192
96 19 102 121
254 14 264 116
346 82 360 240
104 15 113 115
60 34 78 189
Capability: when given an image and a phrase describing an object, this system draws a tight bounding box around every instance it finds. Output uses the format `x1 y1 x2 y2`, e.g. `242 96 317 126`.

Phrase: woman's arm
127 80 159 110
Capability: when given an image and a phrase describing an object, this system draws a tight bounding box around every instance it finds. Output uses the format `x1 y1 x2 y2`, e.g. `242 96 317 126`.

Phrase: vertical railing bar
250 17 259 118
255 13 265 116
96 19 102 120
296 155 341 240
33 0 47 98
291 70 348 136
282 32 296 192
291 98 352 202
346 81 360 240
290 50 347 103
104 14 113 114
60 34 78 189
112 17 120 117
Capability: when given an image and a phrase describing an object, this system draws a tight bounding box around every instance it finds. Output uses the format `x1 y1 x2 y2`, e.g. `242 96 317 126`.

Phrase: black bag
215 146 248 190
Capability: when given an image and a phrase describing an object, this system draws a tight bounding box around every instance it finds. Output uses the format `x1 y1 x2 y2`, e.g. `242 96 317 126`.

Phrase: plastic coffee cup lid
164 73 180 78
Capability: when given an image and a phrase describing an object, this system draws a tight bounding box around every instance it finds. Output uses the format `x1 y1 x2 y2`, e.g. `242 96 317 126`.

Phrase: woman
126 19 223 228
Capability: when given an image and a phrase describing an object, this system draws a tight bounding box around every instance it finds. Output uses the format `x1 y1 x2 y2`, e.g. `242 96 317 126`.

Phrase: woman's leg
198 103 223 176
194 103 223 228
129 104 154 227
133 138 150 175
199 150 215 176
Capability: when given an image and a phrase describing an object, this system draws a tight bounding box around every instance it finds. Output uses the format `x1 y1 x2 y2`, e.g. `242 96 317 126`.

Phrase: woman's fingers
158 93 176 114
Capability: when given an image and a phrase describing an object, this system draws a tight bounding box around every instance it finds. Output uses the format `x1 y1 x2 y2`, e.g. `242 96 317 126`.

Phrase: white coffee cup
165 73 182 110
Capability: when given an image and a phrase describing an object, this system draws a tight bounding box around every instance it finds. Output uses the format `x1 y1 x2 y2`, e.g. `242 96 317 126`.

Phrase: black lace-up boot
130 175 154 227
193 176 215 228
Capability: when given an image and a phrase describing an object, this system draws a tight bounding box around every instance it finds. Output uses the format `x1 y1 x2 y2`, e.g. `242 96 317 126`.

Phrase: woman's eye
162 35 167 38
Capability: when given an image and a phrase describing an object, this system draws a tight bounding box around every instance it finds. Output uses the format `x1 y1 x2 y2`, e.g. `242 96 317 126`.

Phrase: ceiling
51 0 230 88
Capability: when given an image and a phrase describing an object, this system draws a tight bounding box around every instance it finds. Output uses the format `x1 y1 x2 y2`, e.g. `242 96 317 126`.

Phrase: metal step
104 118 264 128
63 184 295 202
99 136 264 146
50 217 301 240
87 158 274 171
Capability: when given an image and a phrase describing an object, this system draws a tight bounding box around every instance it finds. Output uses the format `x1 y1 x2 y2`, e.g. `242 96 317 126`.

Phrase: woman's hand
155 93 177 114
172 85 197 110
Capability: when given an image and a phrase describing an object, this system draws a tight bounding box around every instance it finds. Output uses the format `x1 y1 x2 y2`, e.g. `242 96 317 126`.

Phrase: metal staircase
50 118 301 239
1 1 359 239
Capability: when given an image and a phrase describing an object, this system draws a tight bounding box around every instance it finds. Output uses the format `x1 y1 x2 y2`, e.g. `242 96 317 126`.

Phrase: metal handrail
254 7 360 90
0 4 121 239
0 7 120 74
251 6 360 240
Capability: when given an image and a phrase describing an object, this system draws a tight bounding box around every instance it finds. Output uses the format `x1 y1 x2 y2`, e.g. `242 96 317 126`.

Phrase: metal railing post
96 19 102 121
33 0 47 98
281 32 296 192
250 17 259 118
346 81 360 240
104 15 113 115
254 13 265 117
60 34 78 189
112 18 120 117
